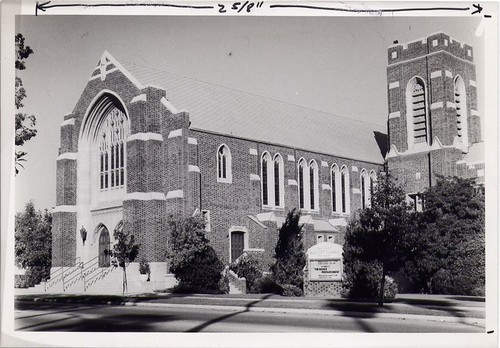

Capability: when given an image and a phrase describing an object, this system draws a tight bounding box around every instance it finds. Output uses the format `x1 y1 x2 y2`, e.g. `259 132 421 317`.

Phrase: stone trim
188 137 198 145
351 166 358 172
469 80 476 87
250 174 260 181
127 132 163 142
188 165 200 173
321 161 328 167
388 81 400 89
431 102 443 110
322 184 331 190
166 190 184 199
288 179 298 186
130 94 147 104
249 148 258 156
430 70 442 78
57 152 77 160
287 155 295 162
471 109 480 116
168 129 183 139
446 102 456 109
53 205 77 213
445 70 453 78
124 192 166 201
352 188 361 194
61 118 75 127
389 111 400 119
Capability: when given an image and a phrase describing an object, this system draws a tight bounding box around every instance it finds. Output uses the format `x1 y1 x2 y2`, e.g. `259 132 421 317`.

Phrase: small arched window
217 144 232 183
406 76 429 147
340 166 350 214
331 164 340 213
273 154 284 208
454 75 469 152
298 159 306 210
261 152 272 206
309 160 319 211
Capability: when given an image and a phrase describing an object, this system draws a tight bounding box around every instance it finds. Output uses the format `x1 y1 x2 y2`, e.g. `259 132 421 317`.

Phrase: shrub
167 215 227 294
230 253 263 293
281 284 303 297
342 259 398 301
253 276 282 294
139 259 151 281
271 209 306 294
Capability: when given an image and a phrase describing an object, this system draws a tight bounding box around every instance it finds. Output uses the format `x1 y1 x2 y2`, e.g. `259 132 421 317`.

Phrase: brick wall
303 267 342 297
52 211 77 267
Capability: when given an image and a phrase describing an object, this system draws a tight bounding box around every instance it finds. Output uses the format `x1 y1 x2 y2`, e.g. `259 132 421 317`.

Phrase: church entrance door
98 227 111 267
231 231 244 262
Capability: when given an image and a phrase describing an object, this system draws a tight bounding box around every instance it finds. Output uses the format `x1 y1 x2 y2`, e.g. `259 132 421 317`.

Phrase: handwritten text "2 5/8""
218 1 264 13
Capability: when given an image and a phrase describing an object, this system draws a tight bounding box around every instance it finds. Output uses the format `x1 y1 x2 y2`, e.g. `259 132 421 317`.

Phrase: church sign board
306 242 343 282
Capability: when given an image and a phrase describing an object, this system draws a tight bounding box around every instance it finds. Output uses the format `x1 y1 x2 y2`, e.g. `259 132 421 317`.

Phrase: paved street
15 300 484 333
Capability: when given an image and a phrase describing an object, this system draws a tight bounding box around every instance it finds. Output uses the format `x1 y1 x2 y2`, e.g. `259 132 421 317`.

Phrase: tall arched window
454 75 469 152
98 108 128 190
217 144 232 183
360 169 369 209
340 166 350 214
369 171 377 198
261 152 272 206
273 154 284 208
331 164 340 213
298 159 306 209
309 160 319 211
406 77 429 147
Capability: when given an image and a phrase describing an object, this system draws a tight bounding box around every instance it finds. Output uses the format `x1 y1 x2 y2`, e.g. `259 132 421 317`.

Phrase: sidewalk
15 292 485 326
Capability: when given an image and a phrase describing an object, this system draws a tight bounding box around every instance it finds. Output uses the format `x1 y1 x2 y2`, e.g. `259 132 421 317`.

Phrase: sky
14 14 485 212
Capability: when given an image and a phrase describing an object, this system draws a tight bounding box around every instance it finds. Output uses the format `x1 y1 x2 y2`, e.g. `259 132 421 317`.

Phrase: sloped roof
114 55 386 164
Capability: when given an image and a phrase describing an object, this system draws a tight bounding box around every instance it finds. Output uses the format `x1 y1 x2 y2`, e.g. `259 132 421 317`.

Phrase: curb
17 296 485 327
122 301 485 326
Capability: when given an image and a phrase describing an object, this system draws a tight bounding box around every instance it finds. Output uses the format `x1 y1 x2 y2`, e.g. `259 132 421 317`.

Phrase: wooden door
231 232 244 262
99 227 110 267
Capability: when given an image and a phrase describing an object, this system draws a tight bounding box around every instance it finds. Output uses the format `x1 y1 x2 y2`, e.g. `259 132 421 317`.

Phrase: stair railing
45 257 81 292
83 257 118 291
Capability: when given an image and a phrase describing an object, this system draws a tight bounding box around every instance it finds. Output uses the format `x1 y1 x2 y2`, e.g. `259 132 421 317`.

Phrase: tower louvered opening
411 80 427 143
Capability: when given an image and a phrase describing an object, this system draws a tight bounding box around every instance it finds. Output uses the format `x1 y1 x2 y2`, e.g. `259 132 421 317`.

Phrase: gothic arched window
309 160 319 211
261 152 272 206
406 77 429 147
331 164 340 213
273 154 284 208
217 144 232 183
298 159 306 210
360 169 369 209
340 166 350 214
454 75 469 152
98 108 128 191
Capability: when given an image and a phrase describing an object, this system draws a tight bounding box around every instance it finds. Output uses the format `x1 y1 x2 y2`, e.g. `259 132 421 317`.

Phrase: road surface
15 300 484 333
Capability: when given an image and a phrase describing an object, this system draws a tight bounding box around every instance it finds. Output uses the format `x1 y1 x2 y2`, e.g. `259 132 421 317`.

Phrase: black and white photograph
1 1 498 347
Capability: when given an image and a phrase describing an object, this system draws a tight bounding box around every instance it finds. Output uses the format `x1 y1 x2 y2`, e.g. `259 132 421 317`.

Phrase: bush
281 284 303 297
139 259 151 281
271 209 306 294
167 215 227 294
230 253 263 293
342 259 398 301
253 276 282 294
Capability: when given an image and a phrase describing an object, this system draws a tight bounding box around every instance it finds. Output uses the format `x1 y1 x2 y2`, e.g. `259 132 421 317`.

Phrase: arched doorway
98 226 111 267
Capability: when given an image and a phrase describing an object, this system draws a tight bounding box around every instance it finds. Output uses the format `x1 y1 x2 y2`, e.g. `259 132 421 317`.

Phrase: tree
15 33 37 175
166 215 226 294
15 201 52 287
270 209 306 295
342 172 414 306
402 177 485 295
107 229 140 295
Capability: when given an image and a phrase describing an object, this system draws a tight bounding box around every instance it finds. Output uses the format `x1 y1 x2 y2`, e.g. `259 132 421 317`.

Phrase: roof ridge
117 57 386 129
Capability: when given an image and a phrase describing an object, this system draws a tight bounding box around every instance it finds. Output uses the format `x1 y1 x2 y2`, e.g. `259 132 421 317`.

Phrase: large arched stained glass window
98 108 128 191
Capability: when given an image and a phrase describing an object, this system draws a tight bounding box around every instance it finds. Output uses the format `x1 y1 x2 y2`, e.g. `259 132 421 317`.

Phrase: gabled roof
107 52 387 164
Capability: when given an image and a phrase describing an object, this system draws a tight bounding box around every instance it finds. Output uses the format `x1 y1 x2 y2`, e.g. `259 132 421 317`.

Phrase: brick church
51 32 484 291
